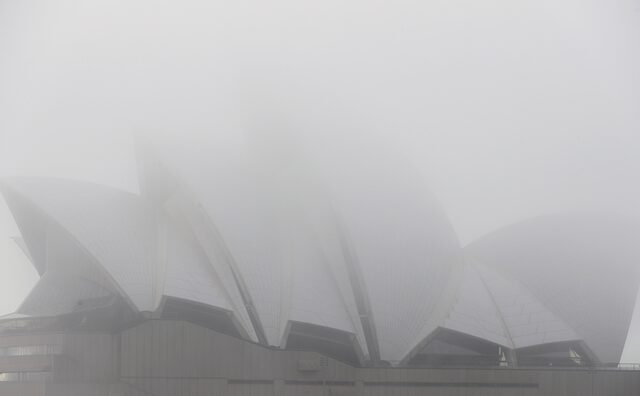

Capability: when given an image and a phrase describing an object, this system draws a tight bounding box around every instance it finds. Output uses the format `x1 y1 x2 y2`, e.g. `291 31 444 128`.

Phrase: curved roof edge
465 213 640 364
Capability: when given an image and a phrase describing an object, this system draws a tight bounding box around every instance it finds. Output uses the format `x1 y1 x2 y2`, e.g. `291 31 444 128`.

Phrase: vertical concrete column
506 349 518 368
274 379 285 395
355 381 365 396
220 379 229 396
112 333 121 382
197 378 227 396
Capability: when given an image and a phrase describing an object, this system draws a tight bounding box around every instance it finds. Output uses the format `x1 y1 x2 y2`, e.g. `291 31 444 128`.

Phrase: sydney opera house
0 138 639 395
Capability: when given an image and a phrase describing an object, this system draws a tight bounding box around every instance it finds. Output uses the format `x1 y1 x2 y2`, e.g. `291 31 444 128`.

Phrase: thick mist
1 0 639 360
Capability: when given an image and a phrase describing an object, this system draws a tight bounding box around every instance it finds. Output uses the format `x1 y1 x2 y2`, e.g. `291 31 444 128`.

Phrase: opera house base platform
1 320 639 396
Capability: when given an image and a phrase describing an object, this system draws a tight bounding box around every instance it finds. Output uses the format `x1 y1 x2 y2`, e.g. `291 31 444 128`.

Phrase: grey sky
1 0 639 360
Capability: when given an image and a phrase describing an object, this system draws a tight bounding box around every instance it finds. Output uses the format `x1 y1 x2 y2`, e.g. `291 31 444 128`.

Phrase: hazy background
1 0 639 360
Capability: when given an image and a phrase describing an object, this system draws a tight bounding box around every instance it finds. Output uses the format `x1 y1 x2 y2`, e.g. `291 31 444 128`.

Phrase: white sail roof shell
147 134 463 362
467 214 640 363
3 178 159 312
163 221 232 311
3 147 639 366
473 262 580 349
439 262 513 348
2 178 233 317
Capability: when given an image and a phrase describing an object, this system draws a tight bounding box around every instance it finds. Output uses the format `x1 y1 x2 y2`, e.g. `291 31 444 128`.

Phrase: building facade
0 138 639 395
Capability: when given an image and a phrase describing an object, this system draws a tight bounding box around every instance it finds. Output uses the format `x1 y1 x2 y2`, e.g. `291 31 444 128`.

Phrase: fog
1 0 640 361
